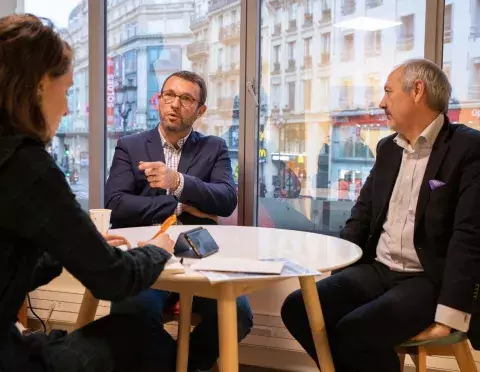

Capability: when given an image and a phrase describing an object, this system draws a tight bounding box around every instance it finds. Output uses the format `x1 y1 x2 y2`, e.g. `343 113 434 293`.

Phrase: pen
151 214 177 240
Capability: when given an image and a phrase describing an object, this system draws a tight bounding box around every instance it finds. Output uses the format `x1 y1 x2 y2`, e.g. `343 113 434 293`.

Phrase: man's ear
197 105 207 118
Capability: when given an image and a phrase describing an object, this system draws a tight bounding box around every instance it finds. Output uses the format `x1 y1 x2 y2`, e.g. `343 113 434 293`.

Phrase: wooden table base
299 276 335 372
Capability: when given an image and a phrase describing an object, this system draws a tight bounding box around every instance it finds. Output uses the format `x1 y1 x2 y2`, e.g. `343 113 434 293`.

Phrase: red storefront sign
332 112 388 126
333 108 480 127
106 57 115 126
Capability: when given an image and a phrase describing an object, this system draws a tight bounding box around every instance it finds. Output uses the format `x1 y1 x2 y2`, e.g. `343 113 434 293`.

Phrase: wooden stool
396 331 477 372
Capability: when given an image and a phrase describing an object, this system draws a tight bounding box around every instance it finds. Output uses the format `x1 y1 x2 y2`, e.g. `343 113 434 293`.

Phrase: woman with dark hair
0 14 176 372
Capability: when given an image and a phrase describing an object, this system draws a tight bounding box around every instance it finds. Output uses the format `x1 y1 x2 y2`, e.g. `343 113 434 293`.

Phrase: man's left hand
411 323 451 341
139 161 179 190
182 204 218 223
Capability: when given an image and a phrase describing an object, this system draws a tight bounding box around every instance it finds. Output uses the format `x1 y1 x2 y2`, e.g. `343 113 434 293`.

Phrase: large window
444 0 480 132
258 0 426 234
21 0 90 211
9 0 474 238
105 0 242 225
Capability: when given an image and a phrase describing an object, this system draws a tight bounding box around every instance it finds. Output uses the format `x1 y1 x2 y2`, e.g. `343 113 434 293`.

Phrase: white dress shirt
158 129 190 216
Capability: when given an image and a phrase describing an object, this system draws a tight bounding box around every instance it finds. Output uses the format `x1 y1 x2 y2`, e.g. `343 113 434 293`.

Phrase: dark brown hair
0 14 73 143
161 70 207 106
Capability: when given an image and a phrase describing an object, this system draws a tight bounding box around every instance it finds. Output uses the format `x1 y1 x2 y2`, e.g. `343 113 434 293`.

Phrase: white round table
85 225 362 372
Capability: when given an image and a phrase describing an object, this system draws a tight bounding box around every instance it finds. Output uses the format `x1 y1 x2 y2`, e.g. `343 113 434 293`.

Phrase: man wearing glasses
105 71 252 372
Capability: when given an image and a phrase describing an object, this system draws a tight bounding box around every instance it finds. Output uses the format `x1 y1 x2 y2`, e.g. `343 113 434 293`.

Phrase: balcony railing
186 41 209 58
366 0 382 9
317 8 332 26
209 0 238 13
272 23 281 37
470 25 480 40
286 59 296 72
287 19 297 33
272 62 281 74
267 0 282 7
219 22 240 42
397 35 414 51
320 52 330 65
468 85 480 100
303 13 313 28
301 55 312 69
190 14 208 29
444 28 452 44
341 0 356 16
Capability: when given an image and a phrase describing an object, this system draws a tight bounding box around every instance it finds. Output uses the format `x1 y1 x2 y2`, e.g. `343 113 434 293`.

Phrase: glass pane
105 0 241 225
20 0 89 211
443 0 480 131
258 0 426 233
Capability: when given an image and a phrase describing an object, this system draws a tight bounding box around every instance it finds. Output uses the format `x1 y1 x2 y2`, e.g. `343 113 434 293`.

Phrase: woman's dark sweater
0 134 171 371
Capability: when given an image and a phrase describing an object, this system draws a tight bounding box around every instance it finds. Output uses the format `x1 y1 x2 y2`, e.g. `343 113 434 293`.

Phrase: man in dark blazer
105 89 237 228
105 71 252 372
281 59 480 371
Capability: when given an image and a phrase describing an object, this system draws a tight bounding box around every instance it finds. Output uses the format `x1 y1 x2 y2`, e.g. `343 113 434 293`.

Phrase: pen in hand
151 214 177 240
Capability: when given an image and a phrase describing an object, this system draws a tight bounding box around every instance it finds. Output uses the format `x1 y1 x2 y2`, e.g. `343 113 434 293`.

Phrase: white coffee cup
89 209 112 234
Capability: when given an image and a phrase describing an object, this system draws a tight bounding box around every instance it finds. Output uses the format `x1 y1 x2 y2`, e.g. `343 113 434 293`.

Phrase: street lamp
271 106 286 190
271 106 285 155
115 77 137 136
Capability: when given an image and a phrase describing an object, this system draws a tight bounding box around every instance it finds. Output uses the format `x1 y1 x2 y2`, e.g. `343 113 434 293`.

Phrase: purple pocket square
429 179 446 190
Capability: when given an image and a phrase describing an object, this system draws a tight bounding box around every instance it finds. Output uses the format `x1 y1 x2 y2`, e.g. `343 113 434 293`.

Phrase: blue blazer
105 127 237 228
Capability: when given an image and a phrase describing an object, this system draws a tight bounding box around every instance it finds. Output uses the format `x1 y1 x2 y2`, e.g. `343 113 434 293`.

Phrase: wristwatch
170 172 181 193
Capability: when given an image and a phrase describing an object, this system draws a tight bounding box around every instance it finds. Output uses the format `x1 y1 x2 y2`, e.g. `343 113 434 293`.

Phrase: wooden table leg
75 290 99 330
299 276 335 372
18 298 28 327
176 293 193 372
217 283 238 372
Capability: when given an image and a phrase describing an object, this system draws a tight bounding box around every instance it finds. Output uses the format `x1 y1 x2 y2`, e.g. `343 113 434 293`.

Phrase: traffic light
65 144 70 156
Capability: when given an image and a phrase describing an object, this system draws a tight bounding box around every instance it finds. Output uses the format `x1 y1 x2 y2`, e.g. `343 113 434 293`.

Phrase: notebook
162 256 185 276
190 258 285 275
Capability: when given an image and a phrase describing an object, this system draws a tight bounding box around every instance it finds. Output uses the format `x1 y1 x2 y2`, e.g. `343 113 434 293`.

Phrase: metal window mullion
238 0 261 227
88 0 106 209
425 0 445 67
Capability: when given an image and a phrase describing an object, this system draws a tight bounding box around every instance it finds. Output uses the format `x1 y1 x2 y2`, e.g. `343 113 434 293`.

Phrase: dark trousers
281 262 438 372
2 313 177 372
111 288 253 371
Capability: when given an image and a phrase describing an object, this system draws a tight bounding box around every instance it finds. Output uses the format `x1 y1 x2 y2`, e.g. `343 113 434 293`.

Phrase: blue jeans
111 289 253 370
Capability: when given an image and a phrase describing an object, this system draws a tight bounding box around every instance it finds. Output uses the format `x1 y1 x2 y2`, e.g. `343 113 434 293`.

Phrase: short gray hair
397 59 451 113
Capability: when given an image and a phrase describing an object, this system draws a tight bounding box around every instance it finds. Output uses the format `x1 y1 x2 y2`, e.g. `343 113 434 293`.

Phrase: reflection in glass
105 0 242 225
257 0 429 235
21 0 90 211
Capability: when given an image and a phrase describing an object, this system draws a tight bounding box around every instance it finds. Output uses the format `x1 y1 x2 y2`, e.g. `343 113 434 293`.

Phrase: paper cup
89 209 112 234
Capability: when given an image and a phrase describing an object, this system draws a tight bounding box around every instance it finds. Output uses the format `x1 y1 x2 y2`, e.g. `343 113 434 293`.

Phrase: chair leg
75 290 99 330
18 299 28 328
398 353 406 372
452 340 477 372
417 347 427 372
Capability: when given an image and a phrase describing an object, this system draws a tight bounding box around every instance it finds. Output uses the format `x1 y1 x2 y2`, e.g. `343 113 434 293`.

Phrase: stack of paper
189 258 285 274
162 257 185 276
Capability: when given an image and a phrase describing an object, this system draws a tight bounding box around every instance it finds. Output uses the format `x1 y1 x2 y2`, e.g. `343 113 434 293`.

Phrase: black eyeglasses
160 90 198 108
